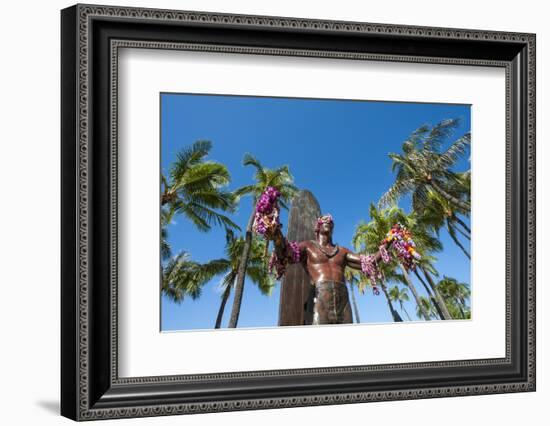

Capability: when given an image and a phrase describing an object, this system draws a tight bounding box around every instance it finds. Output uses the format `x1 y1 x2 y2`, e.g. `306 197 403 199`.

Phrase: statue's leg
342 300 353 324
312 282 336 325
335 284 353 324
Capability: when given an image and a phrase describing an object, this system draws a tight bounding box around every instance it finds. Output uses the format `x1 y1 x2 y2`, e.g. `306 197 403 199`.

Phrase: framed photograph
61 4 536 421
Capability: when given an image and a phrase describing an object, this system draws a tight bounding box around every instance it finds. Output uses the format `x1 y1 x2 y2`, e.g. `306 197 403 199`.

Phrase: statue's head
315 214 334 236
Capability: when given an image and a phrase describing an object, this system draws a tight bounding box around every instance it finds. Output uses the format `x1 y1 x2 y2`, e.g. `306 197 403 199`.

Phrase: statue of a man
272 214 387 325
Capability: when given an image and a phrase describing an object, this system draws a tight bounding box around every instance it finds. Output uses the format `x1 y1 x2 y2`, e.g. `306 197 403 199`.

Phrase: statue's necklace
313 240 339 258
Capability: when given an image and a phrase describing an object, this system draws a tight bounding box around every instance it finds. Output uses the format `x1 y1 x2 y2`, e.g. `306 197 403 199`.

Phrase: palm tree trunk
413 269 445 320
454 214 471 234
228 202 257 328
420 267 453 320
400 264 431 321
458 300 466 319
215 284 232 329
448 228 471 259
350 284 361 324
380 280 403 322
414 269 433 296
429 180 470 212
400 304 412 321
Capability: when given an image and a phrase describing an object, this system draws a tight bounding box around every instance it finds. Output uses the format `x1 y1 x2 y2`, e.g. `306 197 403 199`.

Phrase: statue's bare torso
298 240 351 284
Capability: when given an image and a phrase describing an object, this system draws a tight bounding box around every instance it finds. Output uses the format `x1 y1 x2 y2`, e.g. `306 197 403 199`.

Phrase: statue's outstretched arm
267 226 307 279
345 246 387 270
272 226 307 263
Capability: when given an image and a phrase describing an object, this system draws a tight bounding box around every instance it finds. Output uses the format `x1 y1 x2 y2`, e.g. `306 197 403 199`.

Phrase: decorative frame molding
61 3 535 421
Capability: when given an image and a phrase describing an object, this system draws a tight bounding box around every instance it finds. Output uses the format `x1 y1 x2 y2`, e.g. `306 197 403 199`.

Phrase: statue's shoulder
300 240 318 251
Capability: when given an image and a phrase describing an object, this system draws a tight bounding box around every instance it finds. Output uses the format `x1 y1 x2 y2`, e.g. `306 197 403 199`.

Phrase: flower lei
359 223 421 295
253 186 301 279
360 255 383 295
252 186 281 239
315 214 333 232
383 223 421 271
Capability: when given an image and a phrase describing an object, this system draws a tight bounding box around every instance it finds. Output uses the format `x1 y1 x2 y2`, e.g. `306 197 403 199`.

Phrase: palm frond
423 118 460 153
175 162 231 192
169 140 212 181
160 227 172 261
233 184 258 200
243 153 267 184
173 201 211 232
434 132 471 170
379 179 414 208
185 188 237 213
176 201 240 232
246 265 274 295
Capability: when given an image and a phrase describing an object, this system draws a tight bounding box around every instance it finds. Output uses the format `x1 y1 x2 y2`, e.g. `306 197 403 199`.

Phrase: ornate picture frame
61 4 535 421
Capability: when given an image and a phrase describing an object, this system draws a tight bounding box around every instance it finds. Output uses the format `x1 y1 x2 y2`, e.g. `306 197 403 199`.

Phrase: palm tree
346 267 402 322
228 154 298 328
436 276 471 319
384 208 453 321
214 232 274 328
161 140 239 233
379 119 471 213
161 233 274 328
345 269 362 323
415 296 439 320
399 263 431 321
377 267 409 322
411 253 452 320
160 141 241 312
419 190 471 259
160 207 174 261
388 285 412 320
419 264 453 320
411 266 444 320
379 277 404 322
161 252 228 303
451 171 471 233
352 204 430 321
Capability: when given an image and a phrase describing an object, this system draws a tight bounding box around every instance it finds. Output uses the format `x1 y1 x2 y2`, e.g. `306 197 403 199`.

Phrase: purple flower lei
379 244 391 264
253 186 282 239
314 214 333 233
288 240 301 263
253 187 303 280
360 254 383 295
360 254 382 282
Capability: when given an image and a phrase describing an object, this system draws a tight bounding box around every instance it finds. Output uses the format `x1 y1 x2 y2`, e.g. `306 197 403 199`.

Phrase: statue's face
316 215 334 235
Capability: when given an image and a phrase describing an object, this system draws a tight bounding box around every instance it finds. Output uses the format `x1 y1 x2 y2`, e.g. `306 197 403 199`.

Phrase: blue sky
160 93 471 331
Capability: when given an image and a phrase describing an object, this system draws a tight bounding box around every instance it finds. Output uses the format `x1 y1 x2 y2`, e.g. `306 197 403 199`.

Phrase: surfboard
278 190 321 326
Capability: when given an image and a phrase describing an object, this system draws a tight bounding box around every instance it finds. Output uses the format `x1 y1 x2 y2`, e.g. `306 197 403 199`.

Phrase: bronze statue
272 214 387 325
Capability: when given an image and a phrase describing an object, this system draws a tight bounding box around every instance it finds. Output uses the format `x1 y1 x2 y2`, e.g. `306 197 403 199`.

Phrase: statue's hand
273 226 284 244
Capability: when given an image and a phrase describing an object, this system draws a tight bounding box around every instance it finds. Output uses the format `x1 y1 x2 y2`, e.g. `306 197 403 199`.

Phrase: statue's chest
308 246 345 265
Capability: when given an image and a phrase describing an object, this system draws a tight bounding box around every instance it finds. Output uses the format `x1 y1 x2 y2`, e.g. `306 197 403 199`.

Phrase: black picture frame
61 3 536 421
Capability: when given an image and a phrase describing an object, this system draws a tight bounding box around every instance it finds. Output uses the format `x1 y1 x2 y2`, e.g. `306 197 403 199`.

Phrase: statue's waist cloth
312 281 353 325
